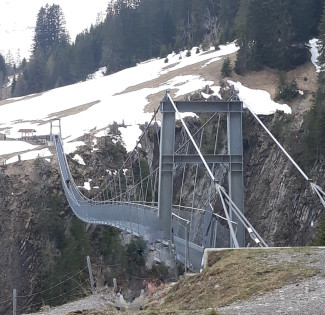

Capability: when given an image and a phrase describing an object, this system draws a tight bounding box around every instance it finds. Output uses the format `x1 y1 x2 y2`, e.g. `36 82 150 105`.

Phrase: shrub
221 56 232 78
275 72 299 101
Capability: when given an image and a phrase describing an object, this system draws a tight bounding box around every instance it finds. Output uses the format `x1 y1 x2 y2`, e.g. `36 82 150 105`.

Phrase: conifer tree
33 4 69 54
0 54 6 80
318 3 325 86
221 56 232 77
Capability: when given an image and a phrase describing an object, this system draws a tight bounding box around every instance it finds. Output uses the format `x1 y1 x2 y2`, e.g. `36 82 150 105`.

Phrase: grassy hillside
140 248 320 315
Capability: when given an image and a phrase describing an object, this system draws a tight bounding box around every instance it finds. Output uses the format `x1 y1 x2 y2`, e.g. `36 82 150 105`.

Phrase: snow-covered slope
0 40 308 163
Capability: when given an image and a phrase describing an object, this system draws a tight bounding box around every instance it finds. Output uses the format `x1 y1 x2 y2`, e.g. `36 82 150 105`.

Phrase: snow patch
82 181 91 191
0 140 39 155
87 67 107 80
119 125 142 152
210 86 222 99
228 81 292 115
309 38 321 73
73 154 85 165
6 148 52 164
63 141 86 154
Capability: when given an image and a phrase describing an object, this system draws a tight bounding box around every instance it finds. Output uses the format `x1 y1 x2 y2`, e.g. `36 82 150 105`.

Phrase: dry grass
141 248 317 314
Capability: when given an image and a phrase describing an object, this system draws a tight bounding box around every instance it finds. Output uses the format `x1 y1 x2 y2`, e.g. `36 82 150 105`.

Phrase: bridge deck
55 136 204 271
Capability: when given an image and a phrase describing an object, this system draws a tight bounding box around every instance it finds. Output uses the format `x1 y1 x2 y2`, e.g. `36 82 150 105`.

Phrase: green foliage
35 193 66 249
131 157 153 201
15 0 323 95
199 113 227 154
0 53 7 80
100 227 126 265
149 262 169 280
15 4 71 95
221 56 232 78
126 237 147 276
303 89 325 163
314 212 325 246
275 72 299 102
318 4 325 84
235 0 322 73
33 4 69 54
272 114 283 139
41 217 91 306
14 0 242 96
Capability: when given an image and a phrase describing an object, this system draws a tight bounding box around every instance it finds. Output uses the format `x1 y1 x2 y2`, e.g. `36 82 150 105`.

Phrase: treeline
235 0 323 73
0 0 324 98
6 0 240 97
303 2 325 163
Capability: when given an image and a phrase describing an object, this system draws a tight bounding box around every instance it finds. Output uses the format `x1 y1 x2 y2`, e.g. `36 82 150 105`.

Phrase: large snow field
0 140 37 155
0 39 319 163
0 42 239 157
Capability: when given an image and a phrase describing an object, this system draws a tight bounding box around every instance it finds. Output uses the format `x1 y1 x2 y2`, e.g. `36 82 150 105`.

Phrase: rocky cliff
0 89 324 313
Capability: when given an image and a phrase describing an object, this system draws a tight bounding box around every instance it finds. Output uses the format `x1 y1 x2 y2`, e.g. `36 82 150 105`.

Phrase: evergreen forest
0 0 322 98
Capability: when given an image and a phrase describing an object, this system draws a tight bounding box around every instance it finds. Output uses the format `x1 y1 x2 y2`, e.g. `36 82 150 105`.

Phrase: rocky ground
21 248 325 315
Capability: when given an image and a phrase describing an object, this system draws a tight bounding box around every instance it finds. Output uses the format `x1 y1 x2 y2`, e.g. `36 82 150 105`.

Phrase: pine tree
221 56 232 77
236 0 318 73
318 3 325 87
0 54 6 80
33 4 69 54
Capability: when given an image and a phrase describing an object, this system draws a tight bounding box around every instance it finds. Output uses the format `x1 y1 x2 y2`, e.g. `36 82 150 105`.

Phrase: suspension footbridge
52 92 325 272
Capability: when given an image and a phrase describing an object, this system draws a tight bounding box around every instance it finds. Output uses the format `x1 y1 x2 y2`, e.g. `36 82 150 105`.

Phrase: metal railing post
86 256 95 294
13 289 17 315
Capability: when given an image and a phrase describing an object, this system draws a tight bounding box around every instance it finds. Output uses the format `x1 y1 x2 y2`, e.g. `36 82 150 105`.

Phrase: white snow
95 129 109 137
161 42 239 75
210 86 222 99
73 154 85 165
309 38 321 73
201 92 211 99
6 148 52 164
119 125 142 152
64 142 86 154
81 181 91 191
0 40 295 165
165 75 214 98
0 42 238 161
87 67 107 80
228 81 292 115
0 140 39 155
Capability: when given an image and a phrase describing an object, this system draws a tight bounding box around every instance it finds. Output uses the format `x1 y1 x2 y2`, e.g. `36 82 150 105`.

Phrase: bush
221 56 232 78
275 72 299 101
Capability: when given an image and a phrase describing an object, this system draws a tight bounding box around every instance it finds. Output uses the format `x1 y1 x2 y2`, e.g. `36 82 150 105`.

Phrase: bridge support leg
227 111 244 247
158 101 175 240
50 118 62 141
